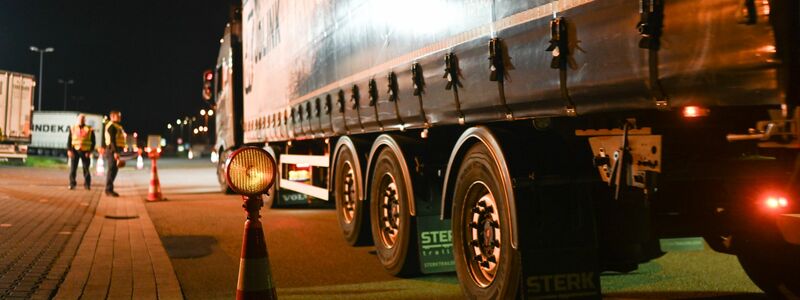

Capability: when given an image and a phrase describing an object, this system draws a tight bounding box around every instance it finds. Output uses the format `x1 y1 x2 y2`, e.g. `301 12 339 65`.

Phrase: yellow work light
225 147 277 196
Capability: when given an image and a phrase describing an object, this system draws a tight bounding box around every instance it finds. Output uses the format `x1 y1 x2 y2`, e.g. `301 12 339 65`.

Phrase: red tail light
682 106 710 118
764 195 790 210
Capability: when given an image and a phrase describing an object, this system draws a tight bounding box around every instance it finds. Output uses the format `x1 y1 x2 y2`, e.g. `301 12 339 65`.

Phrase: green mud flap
416 215 456 274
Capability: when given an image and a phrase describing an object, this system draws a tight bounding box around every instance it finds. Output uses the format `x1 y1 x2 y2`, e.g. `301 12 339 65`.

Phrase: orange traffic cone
146 157 163 201
237 196 277 299
96 149 106 176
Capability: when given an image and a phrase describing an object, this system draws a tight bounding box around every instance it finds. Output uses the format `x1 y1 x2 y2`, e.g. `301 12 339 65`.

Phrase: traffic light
202 70 213 101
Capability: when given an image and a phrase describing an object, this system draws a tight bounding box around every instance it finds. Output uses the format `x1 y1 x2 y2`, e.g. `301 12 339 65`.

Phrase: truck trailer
30 111 104 157
212 1 800 298
0 70 35 162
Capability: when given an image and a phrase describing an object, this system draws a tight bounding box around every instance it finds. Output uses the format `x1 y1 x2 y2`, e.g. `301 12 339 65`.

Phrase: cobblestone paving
0 167 101 299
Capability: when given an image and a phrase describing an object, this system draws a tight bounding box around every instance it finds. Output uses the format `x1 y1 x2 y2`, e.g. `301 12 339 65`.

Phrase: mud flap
416 215 456 274
517 180 601 299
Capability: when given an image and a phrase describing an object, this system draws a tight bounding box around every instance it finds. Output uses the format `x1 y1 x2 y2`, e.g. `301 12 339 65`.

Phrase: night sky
0 1 231 135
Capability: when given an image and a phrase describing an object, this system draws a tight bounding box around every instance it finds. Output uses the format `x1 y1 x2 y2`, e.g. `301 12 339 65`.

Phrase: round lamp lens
225 147 276 195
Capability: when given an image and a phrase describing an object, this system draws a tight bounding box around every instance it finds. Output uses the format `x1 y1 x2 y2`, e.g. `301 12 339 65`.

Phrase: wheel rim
341 161 357 224
378 173 401 248
465 181 501 288
217 151 228 187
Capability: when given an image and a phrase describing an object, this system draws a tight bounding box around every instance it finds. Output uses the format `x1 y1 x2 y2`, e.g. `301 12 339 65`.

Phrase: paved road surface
0 157 769 299
142 158 766 299
0 166 101 299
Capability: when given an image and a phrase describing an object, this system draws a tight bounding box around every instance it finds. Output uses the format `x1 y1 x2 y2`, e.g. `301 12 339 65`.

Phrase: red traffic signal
202 70 214 101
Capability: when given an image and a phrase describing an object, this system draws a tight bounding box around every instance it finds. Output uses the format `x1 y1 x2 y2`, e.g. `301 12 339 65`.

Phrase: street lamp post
29 46 55 111
58 79 75 111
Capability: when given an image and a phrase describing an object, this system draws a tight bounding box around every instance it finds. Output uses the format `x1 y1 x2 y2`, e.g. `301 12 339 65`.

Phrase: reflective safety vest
105 122 127 149
71 125 93 152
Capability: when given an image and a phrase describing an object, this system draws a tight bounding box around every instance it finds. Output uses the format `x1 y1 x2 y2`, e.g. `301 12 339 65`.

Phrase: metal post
38 52 44 111
59 79 74 111
30 46 54 111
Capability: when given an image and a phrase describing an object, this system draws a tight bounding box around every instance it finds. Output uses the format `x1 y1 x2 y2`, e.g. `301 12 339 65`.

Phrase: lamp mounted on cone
225 147 278 300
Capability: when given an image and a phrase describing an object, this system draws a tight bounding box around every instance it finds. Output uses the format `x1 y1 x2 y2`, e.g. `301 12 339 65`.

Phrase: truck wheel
216 148 234 194
369 147 418 276
452 143 521 299
334 145 371 245
737 240 800 299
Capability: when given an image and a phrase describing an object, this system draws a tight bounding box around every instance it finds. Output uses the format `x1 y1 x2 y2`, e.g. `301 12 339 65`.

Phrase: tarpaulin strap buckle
546 17 577 116
411 63 429 127
489 38 514 119
738 0 758 25
546 17 569 69
337 90 345 113
337 90 350 133
368 78 384 130
325 94 335 133
351 85 365 131
387 72 405 127
443 53 463 90
443 53 465 124
637 0 669 110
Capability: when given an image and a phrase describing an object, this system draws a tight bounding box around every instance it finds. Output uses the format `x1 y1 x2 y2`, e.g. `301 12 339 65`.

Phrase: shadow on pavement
161 235 217 258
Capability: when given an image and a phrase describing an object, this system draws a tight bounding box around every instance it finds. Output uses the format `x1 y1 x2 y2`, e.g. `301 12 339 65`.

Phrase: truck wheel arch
364 134 417 216
441 126 519 250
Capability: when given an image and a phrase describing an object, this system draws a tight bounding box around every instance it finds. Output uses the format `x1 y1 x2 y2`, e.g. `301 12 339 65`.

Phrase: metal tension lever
607 121 634 201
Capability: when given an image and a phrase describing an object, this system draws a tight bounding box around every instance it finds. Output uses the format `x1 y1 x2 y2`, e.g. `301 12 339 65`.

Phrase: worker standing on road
67 114 96 190
104 110 127 197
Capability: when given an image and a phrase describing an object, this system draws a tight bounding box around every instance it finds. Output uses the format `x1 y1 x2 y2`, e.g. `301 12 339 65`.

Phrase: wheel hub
467 184 501 287
380 174 401 248
341 162 357 223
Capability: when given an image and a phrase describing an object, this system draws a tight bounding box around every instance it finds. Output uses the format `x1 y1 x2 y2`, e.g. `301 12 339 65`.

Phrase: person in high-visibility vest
104 110 127 197
67 114 96 190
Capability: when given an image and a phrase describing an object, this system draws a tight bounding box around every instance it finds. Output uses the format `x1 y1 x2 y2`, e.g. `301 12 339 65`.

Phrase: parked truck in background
0 70 35 162
30 111 104 157
211 1 800 298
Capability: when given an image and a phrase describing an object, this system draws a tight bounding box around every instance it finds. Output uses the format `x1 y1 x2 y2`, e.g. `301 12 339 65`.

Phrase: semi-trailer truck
211 1 800 298
0 70 35 162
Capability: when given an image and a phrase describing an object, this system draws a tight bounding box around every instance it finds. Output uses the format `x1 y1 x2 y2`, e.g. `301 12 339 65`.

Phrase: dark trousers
69 150 92 188
105 151 119 192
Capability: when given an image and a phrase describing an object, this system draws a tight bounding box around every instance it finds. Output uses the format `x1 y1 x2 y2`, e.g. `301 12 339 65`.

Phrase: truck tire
369 147 418 276
216 148 234 194
334 145 371 246
452 143 521 299
737 240 800 299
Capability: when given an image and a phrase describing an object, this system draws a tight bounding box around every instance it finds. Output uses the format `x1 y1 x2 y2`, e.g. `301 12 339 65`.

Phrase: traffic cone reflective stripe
237 219 277 299
146 159 163 201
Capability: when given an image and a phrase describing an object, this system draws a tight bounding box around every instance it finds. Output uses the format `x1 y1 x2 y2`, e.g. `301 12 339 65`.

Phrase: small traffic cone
146 158 163 201
136 152 144 170
96 154 105 176
237 197 277 299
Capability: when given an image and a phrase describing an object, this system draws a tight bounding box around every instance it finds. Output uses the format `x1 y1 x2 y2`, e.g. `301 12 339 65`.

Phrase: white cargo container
30 111 104 156
0 70 35 161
